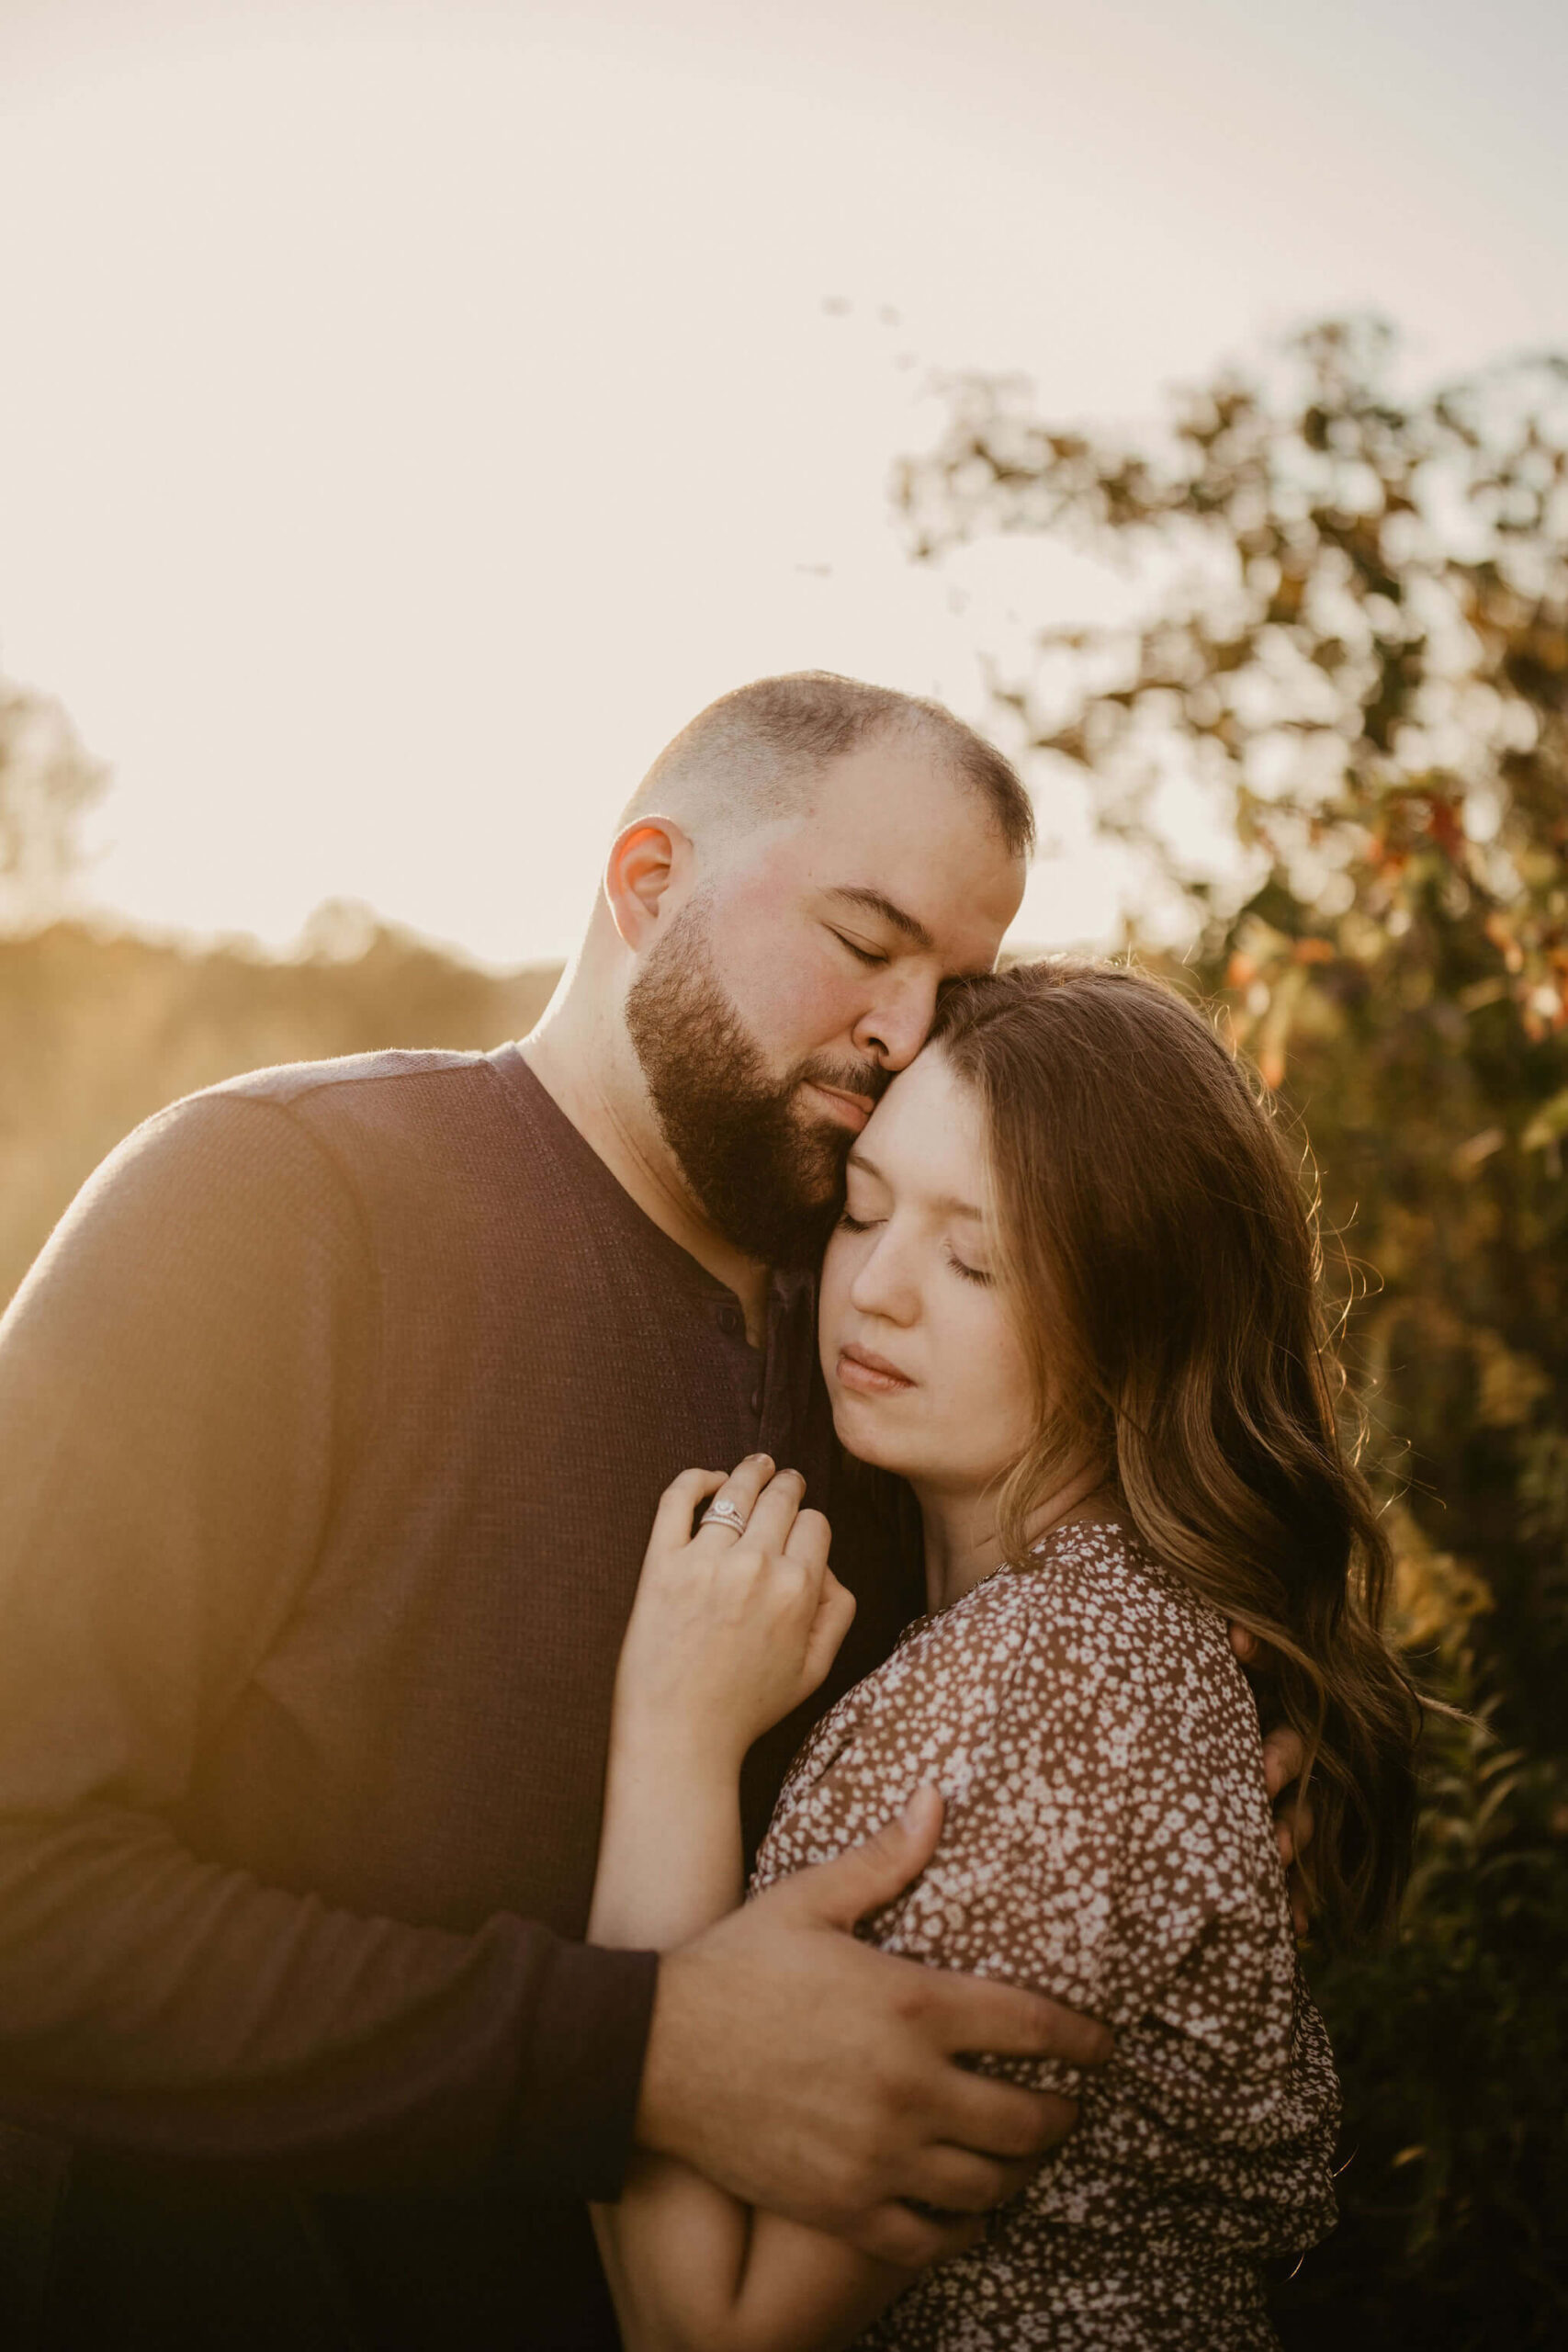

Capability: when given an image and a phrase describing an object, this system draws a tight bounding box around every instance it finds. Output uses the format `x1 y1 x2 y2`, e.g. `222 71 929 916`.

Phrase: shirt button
716 1303 743 1337
749 1390 762 1416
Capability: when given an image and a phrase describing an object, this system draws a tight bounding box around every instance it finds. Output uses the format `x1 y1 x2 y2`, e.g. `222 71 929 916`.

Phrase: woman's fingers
782 1506 836 1654
802 1569 856 1689
1228 1623 1260 1667
1290 1871 1312 1942
1261 1723 1306 1804
1276 1789 1314 1867
649 1467 728 1551
694 1453 777 1541
740 1464 809 1551
783 1504 832 1568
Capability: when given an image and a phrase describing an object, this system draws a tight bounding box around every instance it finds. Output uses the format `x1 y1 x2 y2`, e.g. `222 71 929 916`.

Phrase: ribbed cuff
502 1940 660 2202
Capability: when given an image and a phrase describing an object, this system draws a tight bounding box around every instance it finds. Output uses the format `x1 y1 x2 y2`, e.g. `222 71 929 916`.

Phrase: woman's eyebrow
847 1148 986 1221
826 886 935 952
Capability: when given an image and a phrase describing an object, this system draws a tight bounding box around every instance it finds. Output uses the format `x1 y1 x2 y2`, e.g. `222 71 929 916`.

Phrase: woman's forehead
854 1052 991 1209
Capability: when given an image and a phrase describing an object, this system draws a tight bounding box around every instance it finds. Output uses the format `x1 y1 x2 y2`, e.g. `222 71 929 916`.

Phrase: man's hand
1229 1624 1315 1938
633 1786 1112 2268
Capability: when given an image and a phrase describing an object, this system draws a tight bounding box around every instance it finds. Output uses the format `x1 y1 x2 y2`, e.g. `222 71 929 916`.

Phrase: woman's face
819 1046 1036 1497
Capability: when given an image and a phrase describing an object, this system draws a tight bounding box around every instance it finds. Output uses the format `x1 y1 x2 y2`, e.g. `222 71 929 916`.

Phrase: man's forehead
821 818 1022 944
727 746 1025 956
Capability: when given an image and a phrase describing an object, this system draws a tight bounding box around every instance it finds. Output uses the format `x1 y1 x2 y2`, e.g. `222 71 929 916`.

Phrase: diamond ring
703 1498 750 1536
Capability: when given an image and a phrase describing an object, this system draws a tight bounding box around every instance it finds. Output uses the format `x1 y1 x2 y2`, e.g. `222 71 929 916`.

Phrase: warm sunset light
1 7 1562 2347
3 0 1564 961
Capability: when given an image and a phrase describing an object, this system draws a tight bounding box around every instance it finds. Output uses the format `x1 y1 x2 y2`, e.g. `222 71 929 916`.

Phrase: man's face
624 738 1025 1264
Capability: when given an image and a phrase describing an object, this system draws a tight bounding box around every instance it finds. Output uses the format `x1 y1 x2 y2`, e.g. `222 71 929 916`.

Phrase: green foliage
903 317 1568 2345
1272 1702 1568 2348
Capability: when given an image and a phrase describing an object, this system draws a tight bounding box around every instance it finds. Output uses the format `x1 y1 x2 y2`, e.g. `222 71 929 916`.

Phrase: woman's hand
612 1455 857 1777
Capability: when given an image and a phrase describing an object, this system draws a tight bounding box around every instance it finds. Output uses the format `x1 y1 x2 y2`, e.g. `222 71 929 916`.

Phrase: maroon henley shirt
0 1044 922 2347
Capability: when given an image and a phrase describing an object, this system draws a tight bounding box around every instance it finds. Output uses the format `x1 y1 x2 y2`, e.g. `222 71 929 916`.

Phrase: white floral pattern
750 1520 1340 2349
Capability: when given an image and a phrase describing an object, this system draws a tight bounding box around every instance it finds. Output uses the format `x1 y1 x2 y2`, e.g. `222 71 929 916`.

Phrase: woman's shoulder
949 1514 1229 1659
938 1516 1258 1750
759 1513 1274 1908
774 1515 1258 1819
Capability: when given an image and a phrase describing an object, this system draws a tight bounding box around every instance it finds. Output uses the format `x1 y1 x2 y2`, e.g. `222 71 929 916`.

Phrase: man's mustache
794 1056 893 1105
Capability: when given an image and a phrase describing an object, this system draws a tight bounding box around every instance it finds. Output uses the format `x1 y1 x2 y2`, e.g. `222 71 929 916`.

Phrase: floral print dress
750 1519 1340 2350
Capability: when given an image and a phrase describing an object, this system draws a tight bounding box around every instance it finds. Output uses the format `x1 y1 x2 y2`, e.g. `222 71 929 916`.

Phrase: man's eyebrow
847 1148 986 1221
826 886 935 953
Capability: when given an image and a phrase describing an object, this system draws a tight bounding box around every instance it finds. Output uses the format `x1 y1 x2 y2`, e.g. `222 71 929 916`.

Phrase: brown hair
931 958 1423 1947
628 672 1035 859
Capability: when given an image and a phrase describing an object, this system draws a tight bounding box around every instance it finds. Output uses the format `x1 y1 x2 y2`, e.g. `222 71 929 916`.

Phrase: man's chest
186 1269 856 1935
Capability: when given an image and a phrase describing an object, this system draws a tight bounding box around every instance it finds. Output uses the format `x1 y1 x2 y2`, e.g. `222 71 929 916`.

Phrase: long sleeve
0 1091 654 2198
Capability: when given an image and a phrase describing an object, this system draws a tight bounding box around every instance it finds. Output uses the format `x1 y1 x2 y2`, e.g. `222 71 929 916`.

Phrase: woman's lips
802 1081 874 1134
835 1342 915 1396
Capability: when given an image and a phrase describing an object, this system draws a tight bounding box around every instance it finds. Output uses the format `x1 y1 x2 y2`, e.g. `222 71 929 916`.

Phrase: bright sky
3 0 1565 965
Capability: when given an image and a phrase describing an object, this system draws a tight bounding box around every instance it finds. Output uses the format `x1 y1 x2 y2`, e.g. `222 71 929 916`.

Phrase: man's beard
625 904 888 1267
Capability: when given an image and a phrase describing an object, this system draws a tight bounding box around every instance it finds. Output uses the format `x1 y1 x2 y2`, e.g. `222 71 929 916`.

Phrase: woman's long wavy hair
930 959 1423 1949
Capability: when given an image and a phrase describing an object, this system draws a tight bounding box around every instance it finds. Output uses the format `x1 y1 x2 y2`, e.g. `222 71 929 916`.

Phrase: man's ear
604 817 693 950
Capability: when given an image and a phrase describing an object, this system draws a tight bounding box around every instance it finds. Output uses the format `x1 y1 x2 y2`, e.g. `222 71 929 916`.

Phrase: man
0 673 1299 2346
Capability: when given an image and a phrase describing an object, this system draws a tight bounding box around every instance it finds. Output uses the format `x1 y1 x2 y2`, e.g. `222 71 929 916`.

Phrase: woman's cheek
965 1295 1035 1458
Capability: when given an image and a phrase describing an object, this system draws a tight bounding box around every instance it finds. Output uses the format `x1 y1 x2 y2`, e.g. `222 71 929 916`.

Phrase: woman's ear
604 817 693 950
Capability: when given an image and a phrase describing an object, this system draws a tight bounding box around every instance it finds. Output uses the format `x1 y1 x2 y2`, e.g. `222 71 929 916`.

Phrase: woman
589 959 1424 2350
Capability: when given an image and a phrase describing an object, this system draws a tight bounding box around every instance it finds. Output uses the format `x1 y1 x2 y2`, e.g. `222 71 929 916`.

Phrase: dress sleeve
776 1552 1292 2115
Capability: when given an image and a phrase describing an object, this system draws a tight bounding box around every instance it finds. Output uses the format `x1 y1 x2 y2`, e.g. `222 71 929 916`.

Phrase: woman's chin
830 1393 917 1476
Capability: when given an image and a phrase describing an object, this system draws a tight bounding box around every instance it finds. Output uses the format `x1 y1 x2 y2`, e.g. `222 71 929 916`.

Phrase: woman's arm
588 1458 916 2352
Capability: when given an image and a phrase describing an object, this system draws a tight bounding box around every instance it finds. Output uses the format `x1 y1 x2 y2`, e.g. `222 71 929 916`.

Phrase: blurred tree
0 677 106 929
901 319 1568 2348
0 918 560 1311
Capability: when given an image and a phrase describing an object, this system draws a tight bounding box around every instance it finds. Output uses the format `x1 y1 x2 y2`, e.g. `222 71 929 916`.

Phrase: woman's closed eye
839 1210 991 1282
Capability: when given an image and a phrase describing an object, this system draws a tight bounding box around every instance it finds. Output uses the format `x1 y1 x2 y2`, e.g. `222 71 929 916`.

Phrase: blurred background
2 2 1565 2342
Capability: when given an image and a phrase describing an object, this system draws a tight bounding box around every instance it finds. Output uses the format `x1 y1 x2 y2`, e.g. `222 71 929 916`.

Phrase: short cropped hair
626 672 1035 860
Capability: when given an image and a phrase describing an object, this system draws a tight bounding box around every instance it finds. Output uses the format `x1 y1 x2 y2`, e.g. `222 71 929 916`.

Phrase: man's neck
521 1012 772 1345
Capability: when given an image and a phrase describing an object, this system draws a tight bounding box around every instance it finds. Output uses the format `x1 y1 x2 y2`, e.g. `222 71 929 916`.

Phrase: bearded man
0 673 1301 2349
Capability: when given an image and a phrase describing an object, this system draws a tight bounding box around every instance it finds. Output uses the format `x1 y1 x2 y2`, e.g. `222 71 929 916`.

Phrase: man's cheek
739 956 860 1055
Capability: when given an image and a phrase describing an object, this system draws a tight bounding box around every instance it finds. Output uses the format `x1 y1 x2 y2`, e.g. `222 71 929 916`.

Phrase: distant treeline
0 916 561 1309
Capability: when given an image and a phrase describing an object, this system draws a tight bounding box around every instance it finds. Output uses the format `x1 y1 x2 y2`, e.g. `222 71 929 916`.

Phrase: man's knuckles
886 1971 943 2032
805 2119 908 2217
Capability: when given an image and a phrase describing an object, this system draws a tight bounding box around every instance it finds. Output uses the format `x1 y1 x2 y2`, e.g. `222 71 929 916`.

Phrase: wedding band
703 1498 750 1536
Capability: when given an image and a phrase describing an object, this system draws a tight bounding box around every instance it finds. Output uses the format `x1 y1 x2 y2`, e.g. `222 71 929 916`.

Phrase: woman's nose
847 1231 919 1326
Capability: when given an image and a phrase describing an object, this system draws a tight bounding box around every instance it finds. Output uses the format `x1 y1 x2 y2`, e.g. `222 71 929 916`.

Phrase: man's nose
852 969 940 1072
